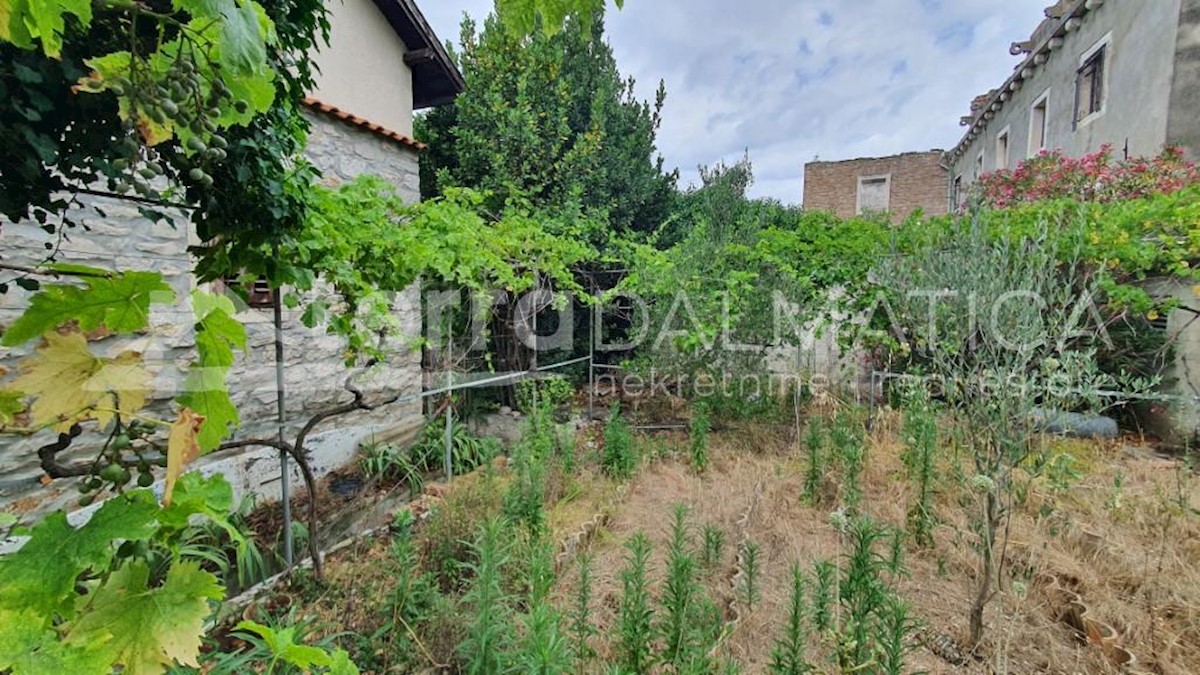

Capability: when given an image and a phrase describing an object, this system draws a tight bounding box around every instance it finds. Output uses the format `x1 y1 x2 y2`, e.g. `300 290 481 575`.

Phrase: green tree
416 9 675 237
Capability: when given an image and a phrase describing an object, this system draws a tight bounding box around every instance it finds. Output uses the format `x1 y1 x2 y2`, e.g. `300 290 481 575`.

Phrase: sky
418 0 1049 204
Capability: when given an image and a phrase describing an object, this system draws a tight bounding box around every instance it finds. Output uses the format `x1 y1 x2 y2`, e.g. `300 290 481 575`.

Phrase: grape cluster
76 419 166 506
102 56 243 197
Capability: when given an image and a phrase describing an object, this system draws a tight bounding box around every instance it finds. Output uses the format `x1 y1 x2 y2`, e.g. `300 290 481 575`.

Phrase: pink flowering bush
975 145 1200 208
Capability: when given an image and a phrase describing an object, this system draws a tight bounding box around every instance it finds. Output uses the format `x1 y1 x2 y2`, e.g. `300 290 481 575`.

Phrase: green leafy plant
511 541 572 674
458 518 513 675
823 517 914 674
700 524 725 571
738 540 761 611
811 561 835 633
374 511 440 673
231 620 359 675
768 564 812 675
569 554 597 666
602 403 638 479
618 531 655 674
900 386 939 548
0 473 235 674
660 504 704 669
829 411 865 512
802 418 826 506
504 428 549 535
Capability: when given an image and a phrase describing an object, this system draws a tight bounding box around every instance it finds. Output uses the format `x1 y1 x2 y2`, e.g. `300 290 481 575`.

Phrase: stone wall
802 151 949 221
0 112 425 519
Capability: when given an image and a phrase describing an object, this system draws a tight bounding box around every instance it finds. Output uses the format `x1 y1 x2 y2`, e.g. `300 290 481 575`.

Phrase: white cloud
413 0 1049 204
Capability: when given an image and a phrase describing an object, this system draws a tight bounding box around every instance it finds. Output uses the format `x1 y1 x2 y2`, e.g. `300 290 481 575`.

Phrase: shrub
602 403 638 479
975 145 1200 208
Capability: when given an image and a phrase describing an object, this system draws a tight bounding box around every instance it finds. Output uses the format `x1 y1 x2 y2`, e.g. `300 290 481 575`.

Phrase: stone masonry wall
0 112 425 520
802 151 949 221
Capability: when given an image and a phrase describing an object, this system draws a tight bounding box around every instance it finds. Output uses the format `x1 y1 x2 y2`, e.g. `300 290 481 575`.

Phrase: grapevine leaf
0 389 25 427
219 1 269 74
0 492 159 617
158 472 235 533
9 332 150 432
177 372 238 451
0 0 33 48
21 0 92 58
163 409 205 507
0 610 109 675
1 269 174 346
177 291 244 449
66 561 223 674
217 67 275 126
234 621 333 670
192 290 247 368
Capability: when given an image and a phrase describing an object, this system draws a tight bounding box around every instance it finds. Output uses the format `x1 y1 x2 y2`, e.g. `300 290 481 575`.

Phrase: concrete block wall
802 151 950 221
0 113 425 520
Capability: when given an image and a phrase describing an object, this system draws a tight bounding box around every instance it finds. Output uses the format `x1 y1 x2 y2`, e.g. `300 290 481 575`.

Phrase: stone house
802 150 950 221
0 0 462 517
946 0 1200 442
947 0 1200 198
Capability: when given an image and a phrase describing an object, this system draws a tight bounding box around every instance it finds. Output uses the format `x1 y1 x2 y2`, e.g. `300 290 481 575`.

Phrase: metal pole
272 287 293 566
444 326 453 483
589 299 595 422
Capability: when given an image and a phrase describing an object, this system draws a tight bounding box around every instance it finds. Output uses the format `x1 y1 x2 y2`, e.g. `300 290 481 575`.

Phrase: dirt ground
548 412 1200 675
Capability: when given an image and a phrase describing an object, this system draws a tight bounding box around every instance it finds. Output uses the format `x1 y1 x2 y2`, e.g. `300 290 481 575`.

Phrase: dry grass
255 406 1199 674
550 411 1200 674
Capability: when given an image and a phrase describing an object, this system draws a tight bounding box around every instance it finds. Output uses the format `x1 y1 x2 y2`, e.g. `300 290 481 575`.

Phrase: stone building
947 0 1200 197
0 0 462 516
802 151 950 222
947 0 1200 441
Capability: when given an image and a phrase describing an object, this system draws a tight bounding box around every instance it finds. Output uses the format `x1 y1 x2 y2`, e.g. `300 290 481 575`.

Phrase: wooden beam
403 48 436 67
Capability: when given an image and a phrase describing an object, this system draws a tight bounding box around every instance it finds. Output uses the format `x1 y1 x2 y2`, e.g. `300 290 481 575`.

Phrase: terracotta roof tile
302 97 427 151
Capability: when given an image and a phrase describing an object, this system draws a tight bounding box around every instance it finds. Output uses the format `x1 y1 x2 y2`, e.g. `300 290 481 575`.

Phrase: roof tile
302 97 427 151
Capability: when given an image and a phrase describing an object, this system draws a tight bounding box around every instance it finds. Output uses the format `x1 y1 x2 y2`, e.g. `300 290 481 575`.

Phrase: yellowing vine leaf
66 561 222 674
9 332 150 432
163 409 205 507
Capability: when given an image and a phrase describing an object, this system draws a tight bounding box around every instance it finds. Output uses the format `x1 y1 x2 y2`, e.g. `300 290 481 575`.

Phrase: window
952 174 963 208
856 175 890 214
1029 90 1050 155
996 127 1010 170
1075 36 1110 126
974 151 984 178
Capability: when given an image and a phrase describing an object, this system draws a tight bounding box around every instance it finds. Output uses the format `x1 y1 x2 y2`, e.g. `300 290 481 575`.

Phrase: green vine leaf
157 471 235 533
66 560 223 674
0 611 109 675
176 291 245 450
0 492 159 617
3 0 93 58
0 268 174 347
